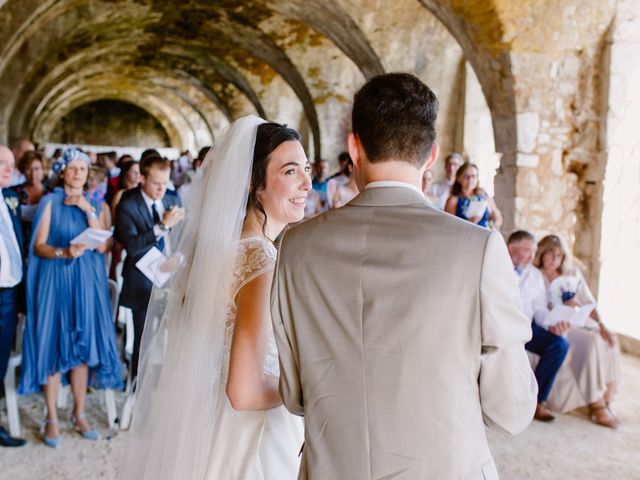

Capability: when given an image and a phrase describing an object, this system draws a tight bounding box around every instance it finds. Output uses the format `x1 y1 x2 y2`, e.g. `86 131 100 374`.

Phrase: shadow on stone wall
49 99 170 148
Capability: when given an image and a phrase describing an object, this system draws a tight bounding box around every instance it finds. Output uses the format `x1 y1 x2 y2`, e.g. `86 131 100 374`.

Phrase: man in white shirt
0 145 27 447
8 138 33 187
508 230 570 422
427 152 463 209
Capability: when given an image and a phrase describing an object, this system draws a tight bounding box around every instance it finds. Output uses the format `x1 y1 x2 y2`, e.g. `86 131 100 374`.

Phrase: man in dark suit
115 155 183 379
0 145 26 447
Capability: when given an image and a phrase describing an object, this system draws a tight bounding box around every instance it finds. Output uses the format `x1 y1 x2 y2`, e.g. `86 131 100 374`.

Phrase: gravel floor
2 355 639 479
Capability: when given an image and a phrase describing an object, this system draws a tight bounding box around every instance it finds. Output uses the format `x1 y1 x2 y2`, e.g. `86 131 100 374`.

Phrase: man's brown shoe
534 403 555 422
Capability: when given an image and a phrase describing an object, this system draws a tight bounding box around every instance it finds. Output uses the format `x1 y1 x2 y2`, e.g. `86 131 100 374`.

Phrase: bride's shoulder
231 236 277 291
236 236 277 264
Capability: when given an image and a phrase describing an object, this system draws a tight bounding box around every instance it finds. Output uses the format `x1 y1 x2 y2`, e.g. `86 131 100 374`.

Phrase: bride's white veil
120 115 266 479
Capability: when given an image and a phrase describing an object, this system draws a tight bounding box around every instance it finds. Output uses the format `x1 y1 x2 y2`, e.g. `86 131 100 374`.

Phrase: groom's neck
358 160 423 189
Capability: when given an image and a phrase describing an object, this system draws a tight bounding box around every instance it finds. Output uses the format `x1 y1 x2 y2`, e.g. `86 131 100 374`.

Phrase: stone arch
49 99 172 147
417 0 518 232
0 0 517 200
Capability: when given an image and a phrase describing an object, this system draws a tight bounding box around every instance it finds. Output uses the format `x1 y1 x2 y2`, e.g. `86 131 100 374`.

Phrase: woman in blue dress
444 161 502 229
19 148 123 448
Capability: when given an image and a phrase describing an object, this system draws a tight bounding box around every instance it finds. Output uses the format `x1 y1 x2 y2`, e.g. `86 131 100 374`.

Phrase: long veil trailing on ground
119 115 266 480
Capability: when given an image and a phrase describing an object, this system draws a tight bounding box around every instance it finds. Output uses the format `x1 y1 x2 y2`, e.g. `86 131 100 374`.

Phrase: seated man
508 230 569 421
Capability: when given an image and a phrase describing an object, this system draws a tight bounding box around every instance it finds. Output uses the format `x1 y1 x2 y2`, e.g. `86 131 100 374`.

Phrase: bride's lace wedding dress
206 236 304 479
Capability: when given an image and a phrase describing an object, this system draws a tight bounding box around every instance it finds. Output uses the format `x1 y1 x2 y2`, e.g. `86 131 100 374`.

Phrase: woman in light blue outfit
19 148 123 448
444 161 502 229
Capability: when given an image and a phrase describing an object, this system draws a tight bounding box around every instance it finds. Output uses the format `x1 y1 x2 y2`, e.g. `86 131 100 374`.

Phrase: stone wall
0 0 638 337
597 0 640 339
49 99 170 148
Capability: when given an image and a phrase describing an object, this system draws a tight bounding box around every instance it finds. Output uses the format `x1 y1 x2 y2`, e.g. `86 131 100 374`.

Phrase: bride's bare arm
226 271 282 411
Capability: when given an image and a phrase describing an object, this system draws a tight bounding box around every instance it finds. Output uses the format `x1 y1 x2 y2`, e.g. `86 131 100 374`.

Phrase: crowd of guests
308 149 621 430
0 138 197 448
307 151 503 230
0 137 623 450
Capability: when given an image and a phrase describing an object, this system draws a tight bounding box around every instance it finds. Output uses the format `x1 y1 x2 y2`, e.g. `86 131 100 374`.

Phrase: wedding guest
13 151 47 250
140 148 160 162
172 151 192 188
87 166 107 206
52 148 64 163
16 151 46 205
190 146 209 178
19 148 123 448
118 154 134 166
330 157 358 209
326 152 351 209
115 154 182 379
109 160 140 280
48 152 67 188
534 234 621 428
311 159 330 211
86 150 97 165
102 152 120 204
0 146 27 447
9 138 34 187
428 152 463 209
508 231 569 421
110 161 141 220
179 147 210 204
303 189 322 218
421 169 439 206
444 162 502 229
102 151 119 178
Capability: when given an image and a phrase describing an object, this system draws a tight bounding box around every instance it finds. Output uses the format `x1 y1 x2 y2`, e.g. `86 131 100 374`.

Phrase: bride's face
260 140 312 225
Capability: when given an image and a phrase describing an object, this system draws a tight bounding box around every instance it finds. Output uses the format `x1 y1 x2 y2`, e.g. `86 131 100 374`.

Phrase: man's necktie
151 202 165 252
0 204 22 282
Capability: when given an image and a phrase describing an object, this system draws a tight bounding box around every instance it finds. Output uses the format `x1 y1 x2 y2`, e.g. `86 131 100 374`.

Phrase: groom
272 73 537 479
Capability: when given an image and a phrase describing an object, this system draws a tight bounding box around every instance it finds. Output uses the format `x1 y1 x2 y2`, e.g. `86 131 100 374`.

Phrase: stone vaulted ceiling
0 0 516 161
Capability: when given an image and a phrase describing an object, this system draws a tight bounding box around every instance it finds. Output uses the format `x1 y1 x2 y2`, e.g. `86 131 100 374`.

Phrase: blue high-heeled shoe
71 414 101 441
42 418 61 448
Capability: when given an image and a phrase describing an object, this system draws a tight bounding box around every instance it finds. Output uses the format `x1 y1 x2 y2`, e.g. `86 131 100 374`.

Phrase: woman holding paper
19 148 123 448
444 162 502 229
535 234 621 428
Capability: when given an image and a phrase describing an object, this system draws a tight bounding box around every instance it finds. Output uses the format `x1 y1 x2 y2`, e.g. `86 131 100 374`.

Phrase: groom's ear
424 142 439 170
348 133 361 169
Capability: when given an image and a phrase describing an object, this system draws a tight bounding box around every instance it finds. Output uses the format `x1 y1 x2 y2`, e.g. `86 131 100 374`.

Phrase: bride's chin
289 212 305 223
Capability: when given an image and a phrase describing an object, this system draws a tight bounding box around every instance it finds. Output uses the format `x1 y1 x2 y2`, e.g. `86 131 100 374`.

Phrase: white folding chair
3 352 22 436
2 314 25 437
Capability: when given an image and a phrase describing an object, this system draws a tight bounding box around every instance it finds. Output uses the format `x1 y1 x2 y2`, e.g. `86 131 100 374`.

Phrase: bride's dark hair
249 122 301 232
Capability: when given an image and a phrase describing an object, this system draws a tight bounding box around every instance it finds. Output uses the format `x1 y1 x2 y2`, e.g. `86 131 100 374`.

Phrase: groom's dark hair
352 73 438 167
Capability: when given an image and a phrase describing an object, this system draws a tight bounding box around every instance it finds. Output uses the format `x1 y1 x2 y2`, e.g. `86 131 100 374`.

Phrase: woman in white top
120 116 310 479
534 234 621 428
331 157 358 209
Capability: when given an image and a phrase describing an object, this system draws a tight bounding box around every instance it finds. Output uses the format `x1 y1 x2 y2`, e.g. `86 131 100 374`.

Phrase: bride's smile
288 196 307 207
258 139 312 230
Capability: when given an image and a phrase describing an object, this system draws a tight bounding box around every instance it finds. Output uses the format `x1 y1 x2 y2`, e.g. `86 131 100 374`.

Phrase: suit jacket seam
360 206 376 480
478 231 492 359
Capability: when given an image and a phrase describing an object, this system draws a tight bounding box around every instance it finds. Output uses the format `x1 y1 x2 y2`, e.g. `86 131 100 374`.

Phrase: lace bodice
221 236 280 382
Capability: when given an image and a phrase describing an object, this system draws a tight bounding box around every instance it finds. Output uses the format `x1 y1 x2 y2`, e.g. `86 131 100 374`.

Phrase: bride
120 115 309 479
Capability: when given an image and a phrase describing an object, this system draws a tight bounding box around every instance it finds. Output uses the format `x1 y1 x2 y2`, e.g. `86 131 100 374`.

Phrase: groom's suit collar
348 185 428 207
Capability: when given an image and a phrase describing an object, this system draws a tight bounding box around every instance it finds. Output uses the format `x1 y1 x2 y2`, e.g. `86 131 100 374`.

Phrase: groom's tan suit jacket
272 186 537 480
